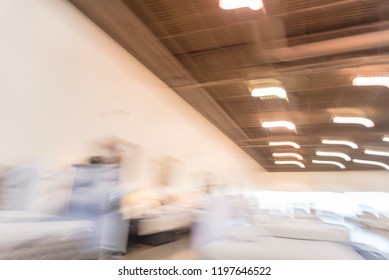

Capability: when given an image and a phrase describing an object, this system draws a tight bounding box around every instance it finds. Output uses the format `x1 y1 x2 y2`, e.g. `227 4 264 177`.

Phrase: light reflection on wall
251 191 389 217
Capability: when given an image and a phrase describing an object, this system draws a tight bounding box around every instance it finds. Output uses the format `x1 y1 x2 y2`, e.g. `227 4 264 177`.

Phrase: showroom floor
121 234 196 260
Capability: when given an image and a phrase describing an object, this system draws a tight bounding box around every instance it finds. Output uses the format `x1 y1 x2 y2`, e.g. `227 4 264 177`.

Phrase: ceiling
69 0 389 172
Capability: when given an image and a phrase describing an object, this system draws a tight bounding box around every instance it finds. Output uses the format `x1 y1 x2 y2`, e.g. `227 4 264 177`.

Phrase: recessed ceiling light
364 149 389 157
219 0 263 10
352 76 389 88
316 151 352 161
312 160 346 169
333 116 374 128
275 161 305 168
383 136 389 142
321 139 358 149
353 159 389 170
273 153 303 160
269 141 301 149
262 121 296 130
251 87 287 99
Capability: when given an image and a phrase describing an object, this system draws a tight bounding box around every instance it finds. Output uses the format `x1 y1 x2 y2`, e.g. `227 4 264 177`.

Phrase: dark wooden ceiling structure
70 0 389 171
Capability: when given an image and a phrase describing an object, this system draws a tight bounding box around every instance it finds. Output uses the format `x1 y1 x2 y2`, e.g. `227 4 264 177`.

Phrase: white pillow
33 168 73 215
0 165 38 211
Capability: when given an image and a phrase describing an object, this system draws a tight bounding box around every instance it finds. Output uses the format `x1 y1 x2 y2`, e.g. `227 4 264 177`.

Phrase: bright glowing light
312 160 345 169
364 149 389 157
353 159 389 170
269 141 300 149
352 76 389 88
219 0 263 10
316 151 352 161
273 153 303 160
321 139 358 149
383 136 389 142
275 161 305 168
333 116 374 128
251 87 287 99
262 121 296 130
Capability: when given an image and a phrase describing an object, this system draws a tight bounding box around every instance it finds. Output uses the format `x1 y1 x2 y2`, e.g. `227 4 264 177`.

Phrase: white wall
256 171 389 192
0 0 264 188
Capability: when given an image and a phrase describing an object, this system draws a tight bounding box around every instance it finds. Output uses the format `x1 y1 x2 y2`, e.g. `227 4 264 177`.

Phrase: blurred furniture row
0 163 127 259
0 162 210 259
193 196 389 260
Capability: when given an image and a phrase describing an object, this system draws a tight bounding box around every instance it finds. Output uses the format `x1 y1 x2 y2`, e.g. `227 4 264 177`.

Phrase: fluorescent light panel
275 161 305 168
352 76 389 88
269 141 300 149
353 159 389 170
219 0 263 10
364 149 389 157
251 87 287 99
333 116 374 128
273 153 303 160
262 121 296 130
312 160 345 169
321 139 358 149
316 151 351 161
